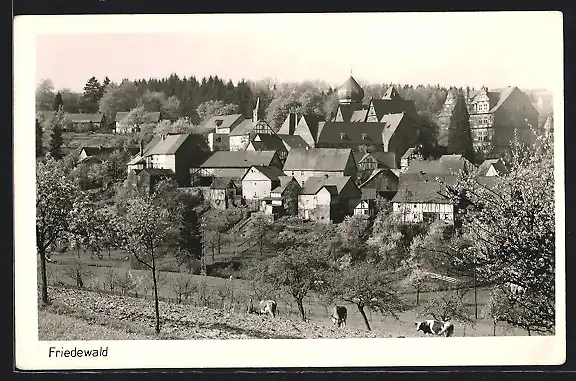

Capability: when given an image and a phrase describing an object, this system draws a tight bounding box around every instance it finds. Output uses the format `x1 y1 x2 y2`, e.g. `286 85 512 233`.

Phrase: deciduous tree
116 196 173 334
36 157 79 304
196 100 240 122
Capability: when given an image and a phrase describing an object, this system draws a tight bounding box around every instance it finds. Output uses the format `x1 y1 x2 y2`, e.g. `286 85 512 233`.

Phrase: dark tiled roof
65 113 105 123
277 134 310 149
197 114 244 132
271 176 299 193
300 176 356 196
363 152 396 169
229 119 256 136
80 146 116 156
250 134 286 151
403 155 474 178
200 151 279 168
145 134 191 155
283 148 353 172
297 115 321 141
210 177 236 189
243 165 286 181
350 110 368 122
369 98 417 120
380 113 408 143
352 152 367 167
391 180 453 204
278 113 299 135
317 122 388 145
360 168 399 188
337 104 361 122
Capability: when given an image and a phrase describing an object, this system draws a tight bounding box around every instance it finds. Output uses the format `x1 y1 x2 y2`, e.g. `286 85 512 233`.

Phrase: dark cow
255 300 277 318
415 320 454 337
331 305 347 328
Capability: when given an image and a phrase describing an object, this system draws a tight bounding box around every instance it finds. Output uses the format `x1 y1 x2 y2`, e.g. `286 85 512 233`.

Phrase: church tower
253 97 263 123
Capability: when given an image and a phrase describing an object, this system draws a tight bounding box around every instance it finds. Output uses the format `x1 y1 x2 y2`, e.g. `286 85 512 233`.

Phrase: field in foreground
39 286 532 341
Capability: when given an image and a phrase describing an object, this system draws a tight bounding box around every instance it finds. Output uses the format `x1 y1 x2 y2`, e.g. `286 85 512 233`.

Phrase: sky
31 12 563 93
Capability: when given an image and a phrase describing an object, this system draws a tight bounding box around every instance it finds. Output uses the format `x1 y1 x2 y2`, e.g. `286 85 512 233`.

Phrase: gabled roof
277 134 310 149
115 111 161 123
368 97 417 120
391 180 453 204
65 113 105 123
362 152 396 169
477 158 508 176
242 165 286 181
317 122 388 145
350 110 368 122
197 114 244 132
297 115 321 140
352 152 367 167
210 177 236 189
80 146 116 156
488 87 517 113
336 104 360 122
380 113 408 143
250 134 286 151
127 155 145 165
299 176 356 196
200 151 279 169
145 134 190 156
229 119 257 136
383 86 401 100
271 176 299 193
403 155 474 178
360 168 399 188
278 113 299 135
283 148 353 172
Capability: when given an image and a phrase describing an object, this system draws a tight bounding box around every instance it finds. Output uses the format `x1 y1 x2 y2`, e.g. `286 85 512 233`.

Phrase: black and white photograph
14 11 565 369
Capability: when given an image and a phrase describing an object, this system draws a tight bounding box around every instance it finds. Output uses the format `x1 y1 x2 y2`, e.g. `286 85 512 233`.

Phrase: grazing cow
258 300 277 318
415 320 454 337
331 305 347 328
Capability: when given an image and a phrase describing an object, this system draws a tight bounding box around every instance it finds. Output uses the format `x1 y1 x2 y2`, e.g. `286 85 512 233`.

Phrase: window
414 204 418 208
340 133 346 140
361 133 368 140
300 171 304 176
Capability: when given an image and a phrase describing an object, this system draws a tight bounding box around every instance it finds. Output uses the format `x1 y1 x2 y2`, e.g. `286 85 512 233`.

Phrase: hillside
40 287 389 340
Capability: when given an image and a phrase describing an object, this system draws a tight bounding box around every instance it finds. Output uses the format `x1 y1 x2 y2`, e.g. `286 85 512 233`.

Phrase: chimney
139 139 143 157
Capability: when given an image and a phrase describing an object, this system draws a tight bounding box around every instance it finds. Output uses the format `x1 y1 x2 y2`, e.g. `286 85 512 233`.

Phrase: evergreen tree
102 76 111 91
53 91 64 111
447 95 474 160
82 76 103 113
35 118 43 157
48 109 64 160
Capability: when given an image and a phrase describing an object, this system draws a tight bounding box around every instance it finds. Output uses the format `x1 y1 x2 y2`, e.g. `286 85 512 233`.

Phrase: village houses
126 133 210 188
261 176 301 218
209 177 241 210
391 154 476 224
194 113 245 151
241 165 287 210
282 147 357 186
298 176 361 223
192 150 283 186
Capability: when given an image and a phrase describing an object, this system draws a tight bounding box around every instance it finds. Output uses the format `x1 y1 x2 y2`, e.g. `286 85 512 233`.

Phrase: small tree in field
116 196 173 334
36 156 79 304
327 260 407 331
257 246 329 322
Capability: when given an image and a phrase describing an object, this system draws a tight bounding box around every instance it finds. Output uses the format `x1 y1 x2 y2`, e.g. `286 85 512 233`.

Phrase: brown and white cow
331 305 347 328
415 320 454 337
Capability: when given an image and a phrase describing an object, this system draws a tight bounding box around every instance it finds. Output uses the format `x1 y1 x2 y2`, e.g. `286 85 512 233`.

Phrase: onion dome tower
337 75 364 106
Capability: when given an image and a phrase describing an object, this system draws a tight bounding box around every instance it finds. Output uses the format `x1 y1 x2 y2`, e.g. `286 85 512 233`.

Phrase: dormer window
361 133 368 140
215 119 223 127
340 133 346 140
